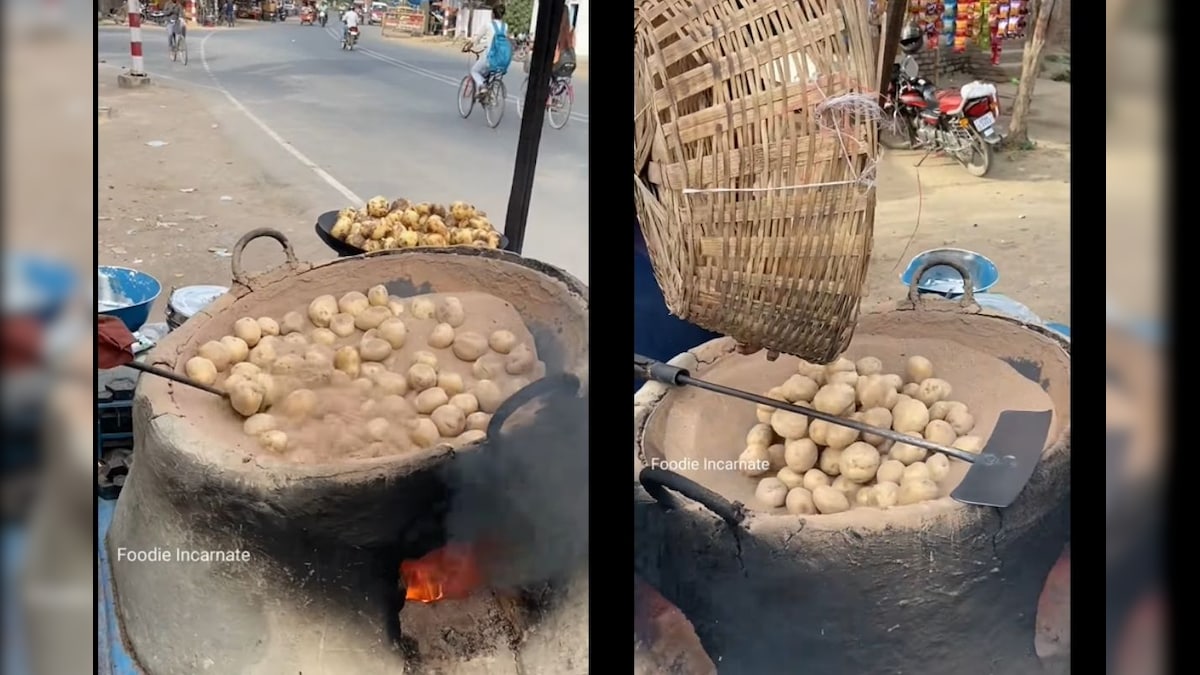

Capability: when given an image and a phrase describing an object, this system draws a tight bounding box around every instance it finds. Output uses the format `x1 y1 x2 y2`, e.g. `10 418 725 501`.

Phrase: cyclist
341 3 360 42
467 4 509 99
163 0 184 52
552 1 575 79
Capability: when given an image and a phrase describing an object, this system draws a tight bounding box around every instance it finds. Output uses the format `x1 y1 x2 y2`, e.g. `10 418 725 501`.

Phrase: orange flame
401 542 484 603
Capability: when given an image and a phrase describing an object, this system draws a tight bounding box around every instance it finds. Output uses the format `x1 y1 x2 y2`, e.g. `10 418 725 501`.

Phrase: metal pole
128 0 146 76
501 0 565 255
877 0 909 104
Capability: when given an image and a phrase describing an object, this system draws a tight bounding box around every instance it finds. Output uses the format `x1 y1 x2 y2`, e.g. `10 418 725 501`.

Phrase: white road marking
199 31 363 205
323 26 588 123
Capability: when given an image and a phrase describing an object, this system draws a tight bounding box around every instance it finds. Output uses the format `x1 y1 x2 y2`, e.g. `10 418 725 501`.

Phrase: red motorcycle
880 56 1002 177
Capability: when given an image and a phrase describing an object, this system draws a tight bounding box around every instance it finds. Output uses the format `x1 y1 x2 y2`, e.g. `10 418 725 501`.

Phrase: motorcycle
318 9 327 27
300 6 315 24
342 25 359 50
880 55 1002 177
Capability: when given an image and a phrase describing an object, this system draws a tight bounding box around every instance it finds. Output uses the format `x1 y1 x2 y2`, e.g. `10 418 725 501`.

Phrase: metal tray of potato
314 211 510 257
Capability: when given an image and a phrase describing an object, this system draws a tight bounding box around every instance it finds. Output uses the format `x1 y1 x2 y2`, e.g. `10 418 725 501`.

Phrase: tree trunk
1006 0 1057 147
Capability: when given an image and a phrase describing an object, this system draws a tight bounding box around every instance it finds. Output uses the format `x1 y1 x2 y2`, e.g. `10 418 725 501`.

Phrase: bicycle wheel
547 85 571 129
179 35 188 65
484 80 506 128
169 36 177 61
457 76 476 119
517 77 529 118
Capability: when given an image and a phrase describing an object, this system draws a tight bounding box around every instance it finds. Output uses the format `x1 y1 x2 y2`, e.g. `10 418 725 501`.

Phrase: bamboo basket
634 0 879 364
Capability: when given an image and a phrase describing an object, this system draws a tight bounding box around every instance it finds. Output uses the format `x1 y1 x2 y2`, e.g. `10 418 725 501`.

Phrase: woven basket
634 0 879 364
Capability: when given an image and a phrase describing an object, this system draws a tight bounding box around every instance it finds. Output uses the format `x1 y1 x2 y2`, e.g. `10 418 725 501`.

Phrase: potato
952 435 984 454
282 333 308 350
377 318 408 349
243 413 277 437
258 373 288 408
889 432 928 465
338 292 370 316
334 346 361 378
185 357 218 385
770 409 809 440
824 420 860 450
407 363 438 392
826 357 856 375
902 382 921 397
259 430 288 452
218 336 248 365
779 375 819 403
435 297 466 327
329 371 352 387
855 357 883 376
831 475 861 502
410 298 436 319
814 383 856 416
387 296 406 316
735 445 769 476
431 404 467 437
413 351 439 369
359 338 392 362
818 447 843 476
784 439 819 472
802 468 831 491
310 328 337 346
367 285 390 307
859 407 893 445
360 362 388 380
915 378 952 407
458 430 488 445
785 487 817 515
874 481 900 508
898 478 939 505
233 317 263 347
505 344 536 375
408 418 441 448
905 355 934 383
371 372 406 397
756 387 789 424
257 317 280 337
840 442 881 483
271 354 305 377
197 341 233 372
767 443 787 471
379 394 416 420
796 361 827 385
929 400 967 421
474 380 504 413
449 393 479 415
466 412 491 432
472 354 505 380
924 420 956 446
488 330 519 354
229 379 265 417
755 477 789 508
302 346 333 371
808 419 831 446
856 374 898 410
428 323 456 349
828 371 859 387
746 423 775 448
306 296 337 328
901 462 931 484
882 373 904 390
279 311 306 335
230 362 261 380
355 306 393 331
278 389 319 419
855 486 877 507
325 313 353 338
248 341 278 369
945 407 976 435
438 372 466 396
892 398 931 434
452 331 489 362
876 459 905 484
812 485 850 514
927 453 951 482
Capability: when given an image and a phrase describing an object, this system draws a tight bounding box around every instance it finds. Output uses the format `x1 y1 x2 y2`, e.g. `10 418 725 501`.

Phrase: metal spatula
635 355 1052 508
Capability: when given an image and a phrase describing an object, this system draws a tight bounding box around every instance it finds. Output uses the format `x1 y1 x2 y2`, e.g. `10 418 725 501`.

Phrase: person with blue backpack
467 4 513 100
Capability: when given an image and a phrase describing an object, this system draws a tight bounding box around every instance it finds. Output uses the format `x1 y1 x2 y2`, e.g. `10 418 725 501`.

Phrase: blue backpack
487 20 513 74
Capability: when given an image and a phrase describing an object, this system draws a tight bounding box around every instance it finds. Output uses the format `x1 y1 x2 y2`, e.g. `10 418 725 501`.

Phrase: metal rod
124 360 228 398
502 0 566 254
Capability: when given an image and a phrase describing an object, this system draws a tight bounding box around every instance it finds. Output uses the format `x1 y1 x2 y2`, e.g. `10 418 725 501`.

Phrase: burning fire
401 542 484 604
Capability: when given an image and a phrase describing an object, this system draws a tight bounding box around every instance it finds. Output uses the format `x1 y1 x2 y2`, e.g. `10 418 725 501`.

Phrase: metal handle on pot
638 468 746 528
903 252 980 312
231 228 300 287
486 373 582 440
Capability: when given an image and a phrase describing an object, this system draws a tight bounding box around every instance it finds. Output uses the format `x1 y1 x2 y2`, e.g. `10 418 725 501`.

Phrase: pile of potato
742 355 984 514
330 196 502 252
182 287 543 461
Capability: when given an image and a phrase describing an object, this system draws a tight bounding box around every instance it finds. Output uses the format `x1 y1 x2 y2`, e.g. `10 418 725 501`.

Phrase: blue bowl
5 253 78 323
98 266 162 332
899 248 999 296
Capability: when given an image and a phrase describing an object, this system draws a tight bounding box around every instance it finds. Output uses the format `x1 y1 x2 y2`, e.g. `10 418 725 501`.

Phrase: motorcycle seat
935 91 963 114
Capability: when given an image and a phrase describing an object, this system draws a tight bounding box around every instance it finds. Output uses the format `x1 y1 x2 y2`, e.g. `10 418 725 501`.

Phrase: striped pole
128 0 145 76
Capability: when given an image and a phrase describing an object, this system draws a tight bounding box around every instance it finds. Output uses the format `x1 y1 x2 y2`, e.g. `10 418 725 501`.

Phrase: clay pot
634 297 1071 674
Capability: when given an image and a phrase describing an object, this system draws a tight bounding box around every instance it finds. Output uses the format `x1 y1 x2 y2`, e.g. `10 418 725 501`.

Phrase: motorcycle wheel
963 137 993 177
878 116 914 150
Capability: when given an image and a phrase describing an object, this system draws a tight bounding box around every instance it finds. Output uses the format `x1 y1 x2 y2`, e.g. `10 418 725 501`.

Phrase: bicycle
168 19 188 65
457 46 507 129
517 65 574 130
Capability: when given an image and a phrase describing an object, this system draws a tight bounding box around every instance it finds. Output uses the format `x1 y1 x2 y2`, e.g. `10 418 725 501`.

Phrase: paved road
98 22 589 283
